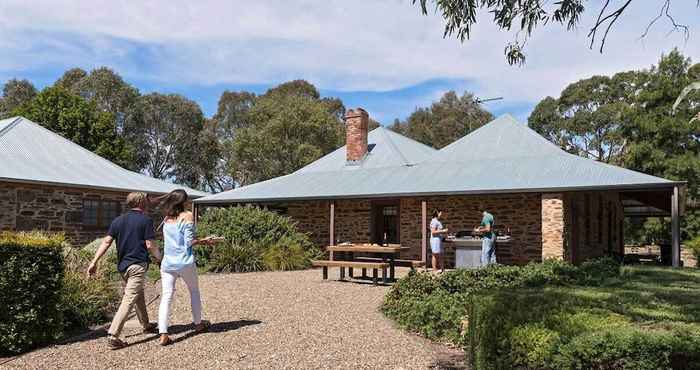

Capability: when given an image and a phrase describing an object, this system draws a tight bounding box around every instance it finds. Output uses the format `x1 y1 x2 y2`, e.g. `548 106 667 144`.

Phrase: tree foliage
529 74 639 164
529 49 700 240
59 67 140 134
124 93 208 188
391 90 493 149
13 86 134 168
54 68 88 90
205 80 347 188
231 81 344 185
413 0 698 65
0 79 37 119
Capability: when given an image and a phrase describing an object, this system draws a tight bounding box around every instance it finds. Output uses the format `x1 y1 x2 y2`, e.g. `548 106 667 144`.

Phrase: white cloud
0 0 698 107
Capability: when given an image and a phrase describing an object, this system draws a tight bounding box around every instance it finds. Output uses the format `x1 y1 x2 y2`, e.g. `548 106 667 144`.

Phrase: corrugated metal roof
0 116 208 197
437 114 566 160
195 114 679 204
296 126 436 173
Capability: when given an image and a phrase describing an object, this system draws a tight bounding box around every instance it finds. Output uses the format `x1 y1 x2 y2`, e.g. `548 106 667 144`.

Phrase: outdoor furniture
326 243 409 281
353 257 424 270
311 260 389 285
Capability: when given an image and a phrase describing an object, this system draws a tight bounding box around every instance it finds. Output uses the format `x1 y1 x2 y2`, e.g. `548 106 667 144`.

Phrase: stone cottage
0 116 208 245
194 109 686 267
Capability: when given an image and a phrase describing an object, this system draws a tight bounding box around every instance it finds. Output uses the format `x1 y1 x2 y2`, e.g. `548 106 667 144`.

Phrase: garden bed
382 259 700 369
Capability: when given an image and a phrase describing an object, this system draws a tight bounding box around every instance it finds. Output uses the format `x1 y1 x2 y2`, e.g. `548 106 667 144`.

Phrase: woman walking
429 209 448 273
153 189 213 346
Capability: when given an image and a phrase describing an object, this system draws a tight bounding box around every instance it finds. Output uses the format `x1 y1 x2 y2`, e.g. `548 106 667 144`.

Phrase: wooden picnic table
327 244 409 281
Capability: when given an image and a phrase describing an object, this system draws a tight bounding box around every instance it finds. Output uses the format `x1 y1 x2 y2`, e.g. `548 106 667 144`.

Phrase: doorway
371 200 400 245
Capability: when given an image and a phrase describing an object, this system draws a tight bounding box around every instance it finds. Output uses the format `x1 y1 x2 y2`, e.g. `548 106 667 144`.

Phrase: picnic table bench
311 243 423 284
353 256 425 269
311 260 390 285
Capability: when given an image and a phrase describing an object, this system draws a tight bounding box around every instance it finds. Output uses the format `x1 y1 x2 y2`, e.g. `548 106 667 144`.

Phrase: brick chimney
344 108 369 164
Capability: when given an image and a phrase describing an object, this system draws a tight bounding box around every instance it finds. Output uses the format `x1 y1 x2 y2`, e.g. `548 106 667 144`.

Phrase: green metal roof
0 116 209 197
196 114 679 204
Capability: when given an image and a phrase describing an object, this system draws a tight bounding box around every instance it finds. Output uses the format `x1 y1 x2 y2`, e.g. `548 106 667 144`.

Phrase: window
83 200 100 226
83 199 121 228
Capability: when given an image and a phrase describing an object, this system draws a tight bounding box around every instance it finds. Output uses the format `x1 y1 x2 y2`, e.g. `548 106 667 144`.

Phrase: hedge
0 232 65 354
467 288 700 370
381 258 620 344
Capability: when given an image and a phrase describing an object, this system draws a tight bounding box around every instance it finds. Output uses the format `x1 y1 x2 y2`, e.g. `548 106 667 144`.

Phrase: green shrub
81 237 120 281
509 324 560 369
262 236 318 271
60 246 119 332
208 241 265 272
552 327 700 370
0 232 65 354
59 271 118 332
467 287 700 370
574 256 621 286
198 206 321 272
198 206 313 246
383 258 621 347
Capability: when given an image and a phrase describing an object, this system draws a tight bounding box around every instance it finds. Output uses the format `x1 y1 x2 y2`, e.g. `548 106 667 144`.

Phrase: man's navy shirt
107 209 156 272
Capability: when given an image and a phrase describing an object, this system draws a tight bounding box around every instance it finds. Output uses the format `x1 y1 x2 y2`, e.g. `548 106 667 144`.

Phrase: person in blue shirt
152 189 216 346
474 208 496 265
87 192 161 349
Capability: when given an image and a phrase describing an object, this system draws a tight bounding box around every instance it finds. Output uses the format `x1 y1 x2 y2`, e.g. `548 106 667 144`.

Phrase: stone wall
335 199 372 244
0 181 129 246
287 201 330 247
681 247 698 268
286 200 373 248
542 193 565 260
259 190 626 268
399 194 544 267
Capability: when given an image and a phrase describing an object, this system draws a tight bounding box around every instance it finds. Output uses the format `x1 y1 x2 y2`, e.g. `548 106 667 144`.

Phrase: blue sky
1 1 699 124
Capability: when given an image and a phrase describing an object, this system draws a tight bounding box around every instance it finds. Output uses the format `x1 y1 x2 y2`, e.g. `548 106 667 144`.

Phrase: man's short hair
126 192 148 209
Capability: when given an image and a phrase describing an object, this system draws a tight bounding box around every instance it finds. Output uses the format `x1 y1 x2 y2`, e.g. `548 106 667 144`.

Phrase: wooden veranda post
329 201 335 260
193 203 198 226
421 200 427 271
671 185 681 267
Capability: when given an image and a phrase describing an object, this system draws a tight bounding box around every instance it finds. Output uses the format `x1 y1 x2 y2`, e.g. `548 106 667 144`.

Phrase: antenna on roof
475 96 504 104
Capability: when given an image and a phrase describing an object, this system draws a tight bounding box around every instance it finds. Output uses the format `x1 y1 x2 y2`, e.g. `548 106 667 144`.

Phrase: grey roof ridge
0 116 22 139
377 126 411 166
374 125 437 152
8 116 208 195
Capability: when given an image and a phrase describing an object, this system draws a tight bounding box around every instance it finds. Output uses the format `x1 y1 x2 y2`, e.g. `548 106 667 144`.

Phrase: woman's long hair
152 189 188 218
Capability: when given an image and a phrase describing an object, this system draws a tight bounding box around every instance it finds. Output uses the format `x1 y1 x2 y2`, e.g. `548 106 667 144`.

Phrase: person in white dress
430 209 448 273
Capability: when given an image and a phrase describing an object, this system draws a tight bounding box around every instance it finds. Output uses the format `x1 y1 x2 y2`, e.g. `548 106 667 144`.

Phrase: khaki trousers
108 262 149 338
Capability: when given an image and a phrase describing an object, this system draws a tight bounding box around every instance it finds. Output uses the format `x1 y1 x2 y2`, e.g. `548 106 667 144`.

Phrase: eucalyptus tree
413 0 698 65
0 79 37 118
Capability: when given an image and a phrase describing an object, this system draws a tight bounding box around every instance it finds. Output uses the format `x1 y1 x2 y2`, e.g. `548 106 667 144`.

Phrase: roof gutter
194 181 686 205
0 177 208 199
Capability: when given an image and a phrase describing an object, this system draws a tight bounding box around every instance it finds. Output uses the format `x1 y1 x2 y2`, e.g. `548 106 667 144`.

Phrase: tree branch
588 0 633 53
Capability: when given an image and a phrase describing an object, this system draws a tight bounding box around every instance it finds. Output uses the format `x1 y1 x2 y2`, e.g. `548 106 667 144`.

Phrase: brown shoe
107 336 127 350
194 320 210 334
142 322 158 334
159 334 172 346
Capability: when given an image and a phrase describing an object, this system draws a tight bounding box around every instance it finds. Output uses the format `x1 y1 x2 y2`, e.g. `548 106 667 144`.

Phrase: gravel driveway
4 268 465 369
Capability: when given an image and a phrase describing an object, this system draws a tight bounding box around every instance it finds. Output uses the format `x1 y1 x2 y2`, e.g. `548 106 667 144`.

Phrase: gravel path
4 268 464 369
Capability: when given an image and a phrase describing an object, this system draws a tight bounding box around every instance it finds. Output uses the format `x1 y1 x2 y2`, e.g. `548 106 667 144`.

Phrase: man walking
475 208 496 266
87 192 162 349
